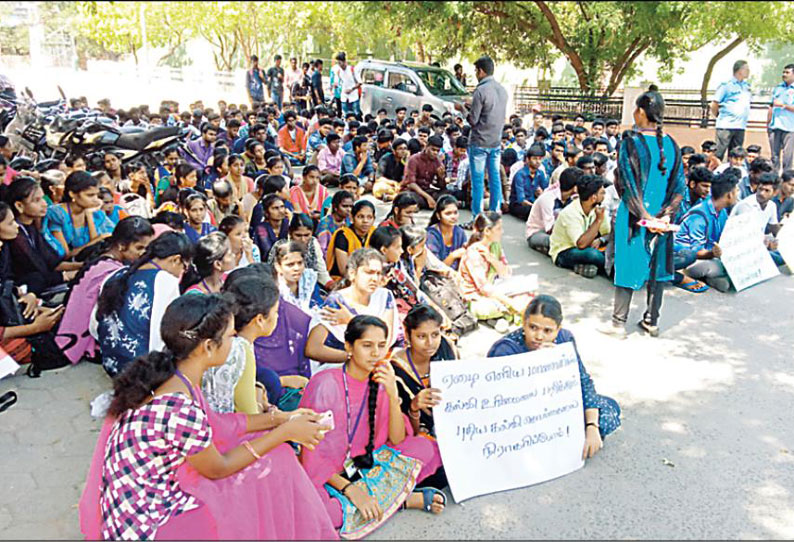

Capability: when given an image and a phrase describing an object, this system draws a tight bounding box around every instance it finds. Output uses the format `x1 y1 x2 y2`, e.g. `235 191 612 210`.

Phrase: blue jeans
468 145 503 216
270 90 283 110
342 99 361 118
673 248 698 282
555 247 605 272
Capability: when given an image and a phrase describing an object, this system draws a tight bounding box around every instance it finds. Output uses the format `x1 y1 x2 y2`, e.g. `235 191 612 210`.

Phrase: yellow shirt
549 199 611 263
234 338 260 415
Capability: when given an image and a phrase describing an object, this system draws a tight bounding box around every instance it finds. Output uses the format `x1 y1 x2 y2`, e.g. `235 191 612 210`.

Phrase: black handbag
0 279 69 377
0 279 29 327
419 270 478 336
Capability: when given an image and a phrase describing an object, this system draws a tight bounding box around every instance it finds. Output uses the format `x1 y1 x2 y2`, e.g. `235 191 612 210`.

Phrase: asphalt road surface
1 205 792 539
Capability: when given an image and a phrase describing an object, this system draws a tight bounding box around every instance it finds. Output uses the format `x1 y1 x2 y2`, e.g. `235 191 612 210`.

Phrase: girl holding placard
488 294 621 459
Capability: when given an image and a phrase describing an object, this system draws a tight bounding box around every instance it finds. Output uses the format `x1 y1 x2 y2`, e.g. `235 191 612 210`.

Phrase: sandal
0 390 18 414
415 487 446 514
637 319 659 338
675 278 709 293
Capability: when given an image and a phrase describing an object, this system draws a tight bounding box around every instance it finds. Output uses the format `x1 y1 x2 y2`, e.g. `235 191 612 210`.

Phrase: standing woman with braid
300 315 445 539
602 91 686 337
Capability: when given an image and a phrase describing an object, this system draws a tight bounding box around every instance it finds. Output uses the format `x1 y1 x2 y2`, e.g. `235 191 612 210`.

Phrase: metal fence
510 86 772 129
512 87 623 121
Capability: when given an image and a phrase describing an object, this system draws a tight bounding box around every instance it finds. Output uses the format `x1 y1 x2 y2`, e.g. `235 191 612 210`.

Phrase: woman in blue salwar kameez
488 295 621 459
606 90 686 337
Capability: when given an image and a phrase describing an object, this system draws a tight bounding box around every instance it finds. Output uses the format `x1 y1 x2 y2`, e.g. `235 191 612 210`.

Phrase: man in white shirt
732 172 781 233
714 146 749 179
284 57 302 103
731 171 786 266
526 166 581 255
334 52 361 119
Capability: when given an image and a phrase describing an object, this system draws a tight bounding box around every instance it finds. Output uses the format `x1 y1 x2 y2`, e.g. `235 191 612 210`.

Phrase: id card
344 456 358 479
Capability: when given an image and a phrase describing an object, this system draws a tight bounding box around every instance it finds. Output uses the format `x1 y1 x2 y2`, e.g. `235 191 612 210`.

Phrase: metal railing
509 86 772 129
512 88 623 121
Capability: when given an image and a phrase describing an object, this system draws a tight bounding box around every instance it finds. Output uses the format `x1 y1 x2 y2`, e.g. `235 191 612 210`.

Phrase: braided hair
61 216 154 309
108 293 233 416
97 231 193 319
179 231 231 292
344 315 389 471
635 90 666 176
466 210 501 247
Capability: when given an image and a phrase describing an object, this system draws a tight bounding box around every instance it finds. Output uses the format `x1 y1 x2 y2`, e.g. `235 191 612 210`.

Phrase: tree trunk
604 40 651 97
157 39 182 66
699 36 744 127
533 1 590 93
416 40 425 63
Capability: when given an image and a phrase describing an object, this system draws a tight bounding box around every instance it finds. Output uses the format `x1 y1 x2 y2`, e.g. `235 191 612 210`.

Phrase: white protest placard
431 342 584 503
718 211 779 292
0 347 19 380
777 221 794 273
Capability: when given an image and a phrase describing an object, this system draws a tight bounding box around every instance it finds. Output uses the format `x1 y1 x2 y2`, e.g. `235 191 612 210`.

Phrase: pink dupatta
56 259 124 363
298 368 442 528
290 184 329 215
79 384 338 540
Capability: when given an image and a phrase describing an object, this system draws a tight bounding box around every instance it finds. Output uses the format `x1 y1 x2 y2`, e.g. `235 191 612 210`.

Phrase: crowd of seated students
10 88 794 540
0 94 554 538
512 114 792 293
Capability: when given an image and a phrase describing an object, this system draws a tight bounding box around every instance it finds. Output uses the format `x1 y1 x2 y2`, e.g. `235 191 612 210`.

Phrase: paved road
2 206 793 539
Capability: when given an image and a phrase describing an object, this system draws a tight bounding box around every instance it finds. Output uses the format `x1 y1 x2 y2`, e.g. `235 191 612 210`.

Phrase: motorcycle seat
116 126 181 150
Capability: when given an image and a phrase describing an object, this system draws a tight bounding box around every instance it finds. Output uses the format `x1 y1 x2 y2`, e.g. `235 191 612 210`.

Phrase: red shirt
402 152 445 192
278 125 307 154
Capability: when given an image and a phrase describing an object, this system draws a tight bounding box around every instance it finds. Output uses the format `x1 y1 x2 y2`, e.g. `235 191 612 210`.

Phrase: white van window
414 69 468 96
360 68 385 87
387 72 419 95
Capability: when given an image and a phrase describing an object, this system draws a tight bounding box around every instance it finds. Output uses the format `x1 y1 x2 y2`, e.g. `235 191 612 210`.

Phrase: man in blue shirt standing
768 63 794 172
245 55 266 108
710 60 752 161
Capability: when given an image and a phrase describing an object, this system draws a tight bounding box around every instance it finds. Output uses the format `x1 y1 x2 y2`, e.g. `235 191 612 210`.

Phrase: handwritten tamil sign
431 342 584 503
719 211 779 292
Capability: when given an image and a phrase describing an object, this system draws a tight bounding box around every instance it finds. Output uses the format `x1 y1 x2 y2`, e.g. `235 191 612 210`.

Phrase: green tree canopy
16 1 794 99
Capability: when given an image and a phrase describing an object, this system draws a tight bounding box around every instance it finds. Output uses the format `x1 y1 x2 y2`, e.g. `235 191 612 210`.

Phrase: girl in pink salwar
289 164 328 220
299 315 446 540
79 293 337 541
55 217 154 363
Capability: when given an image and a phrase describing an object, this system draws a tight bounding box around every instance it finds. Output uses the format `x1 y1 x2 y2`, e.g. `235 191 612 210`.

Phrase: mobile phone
318 410 334 431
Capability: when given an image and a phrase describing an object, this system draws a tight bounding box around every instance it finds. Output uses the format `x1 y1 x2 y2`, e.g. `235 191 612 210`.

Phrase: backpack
419 270 478 337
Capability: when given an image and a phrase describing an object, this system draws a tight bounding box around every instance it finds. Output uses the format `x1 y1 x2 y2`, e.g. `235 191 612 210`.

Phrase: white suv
354 60 470 119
